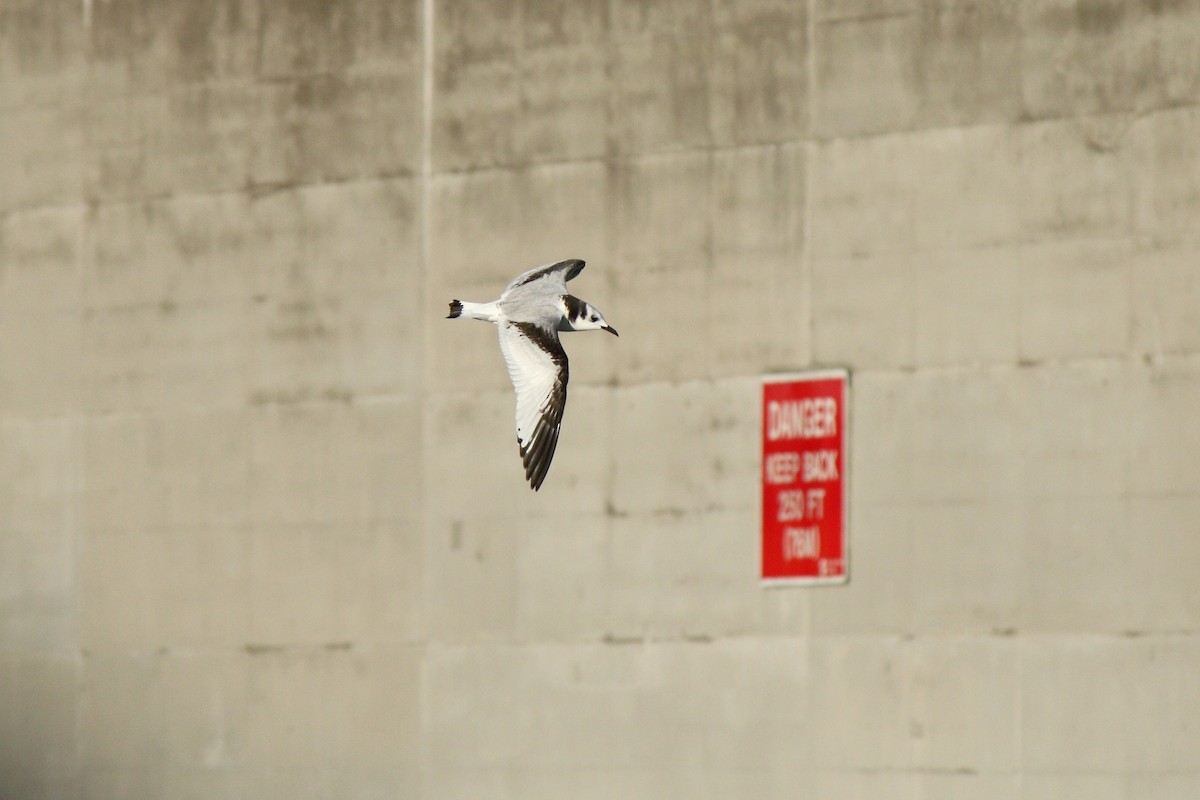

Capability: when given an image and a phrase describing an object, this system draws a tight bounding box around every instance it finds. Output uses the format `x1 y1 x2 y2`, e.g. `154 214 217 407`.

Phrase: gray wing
497 321 568 491
502 259 585 297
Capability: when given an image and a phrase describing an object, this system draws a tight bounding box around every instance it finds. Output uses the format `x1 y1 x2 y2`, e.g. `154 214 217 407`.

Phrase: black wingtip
519 422 561 492
562 259 586 282
447 299 463 319
519 437 544 491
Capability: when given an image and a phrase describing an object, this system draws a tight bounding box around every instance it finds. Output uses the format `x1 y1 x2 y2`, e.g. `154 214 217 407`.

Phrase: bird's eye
590 315 598 322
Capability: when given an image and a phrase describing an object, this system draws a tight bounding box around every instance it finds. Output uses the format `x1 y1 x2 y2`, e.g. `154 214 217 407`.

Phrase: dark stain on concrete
4 3 72 73
293 74 346 109
1075 1 1125 35
602 633 643 646
174 2 217 81
1144 0 1189 14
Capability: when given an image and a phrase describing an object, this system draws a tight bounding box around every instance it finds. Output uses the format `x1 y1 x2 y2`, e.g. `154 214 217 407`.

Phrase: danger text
766 397 837 441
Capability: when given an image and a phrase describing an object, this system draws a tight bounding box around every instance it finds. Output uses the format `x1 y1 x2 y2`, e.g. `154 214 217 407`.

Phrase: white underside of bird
446 259 618 491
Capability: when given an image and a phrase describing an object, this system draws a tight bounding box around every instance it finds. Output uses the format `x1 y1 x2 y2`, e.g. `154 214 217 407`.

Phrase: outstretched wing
502 259 585 297
497 321 569 491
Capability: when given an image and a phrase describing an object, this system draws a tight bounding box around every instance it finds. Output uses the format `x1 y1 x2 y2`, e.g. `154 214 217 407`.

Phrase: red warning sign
762 370 849 584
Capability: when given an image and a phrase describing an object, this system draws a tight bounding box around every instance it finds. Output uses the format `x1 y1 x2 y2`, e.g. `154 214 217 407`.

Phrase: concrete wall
2 0 1199 797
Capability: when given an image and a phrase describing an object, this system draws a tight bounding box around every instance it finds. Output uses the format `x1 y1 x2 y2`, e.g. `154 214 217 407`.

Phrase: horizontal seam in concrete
419 629 1200 652
0 170 421 223
427 140 805 179
814 9 917 25
809 100 1200 145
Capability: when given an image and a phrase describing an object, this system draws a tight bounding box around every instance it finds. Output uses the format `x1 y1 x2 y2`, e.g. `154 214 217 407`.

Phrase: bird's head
563 296 619 336
575 303 618 336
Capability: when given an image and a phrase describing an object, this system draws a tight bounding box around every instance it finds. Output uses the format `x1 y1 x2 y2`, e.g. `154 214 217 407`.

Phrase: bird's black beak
604 324 619 337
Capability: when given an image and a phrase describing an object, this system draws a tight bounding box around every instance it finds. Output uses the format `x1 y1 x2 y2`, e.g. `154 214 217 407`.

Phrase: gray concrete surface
2 0 1199 797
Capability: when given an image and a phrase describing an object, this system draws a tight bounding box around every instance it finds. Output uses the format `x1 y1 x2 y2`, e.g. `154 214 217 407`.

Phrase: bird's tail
446 300 499 322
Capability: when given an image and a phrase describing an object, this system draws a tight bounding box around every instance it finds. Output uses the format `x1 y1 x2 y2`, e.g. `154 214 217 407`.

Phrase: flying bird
446 259 618 491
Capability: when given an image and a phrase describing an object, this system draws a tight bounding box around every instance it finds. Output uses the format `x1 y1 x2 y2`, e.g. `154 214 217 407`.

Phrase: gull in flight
447 259 618 490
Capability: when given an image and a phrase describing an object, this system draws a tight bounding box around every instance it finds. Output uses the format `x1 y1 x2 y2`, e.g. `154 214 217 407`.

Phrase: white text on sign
765 450 839 484
775 487 826 522
803 449 839 481
783 526 820 560
763 452 801 484
765 397 838 441
777 490 804 521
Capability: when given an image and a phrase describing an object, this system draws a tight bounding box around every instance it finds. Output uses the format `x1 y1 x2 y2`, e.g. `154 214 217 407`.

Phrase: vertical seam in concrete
803 0 817 370
418 1 434 797
420 0 435 282
802 0 818 643
1015 637 1024 792
419 0 435 389
419 0 435 488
